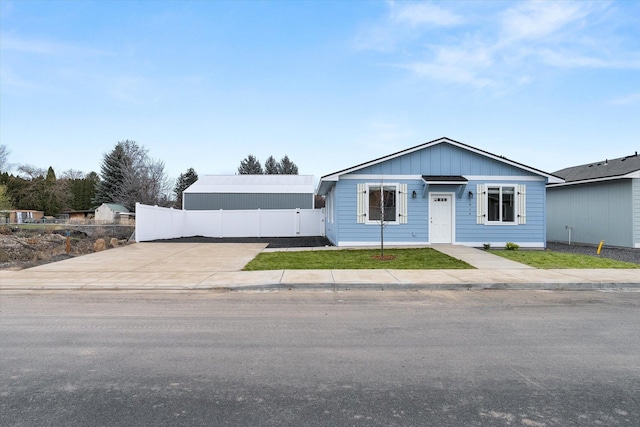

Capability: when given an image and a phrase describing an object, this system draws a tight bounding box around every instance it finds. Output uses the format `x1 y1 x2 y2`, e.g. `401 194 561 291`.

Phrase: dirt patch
150 236 333 249
370 255 397 261
0 225 133 271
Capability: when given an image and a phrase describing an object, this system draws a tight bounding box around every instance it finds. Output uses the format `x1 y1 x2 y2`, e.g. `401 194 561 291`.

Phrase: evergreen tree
174 168 198 209
93 142 127 206
45 166 56 184
264 156 279 174
68 172 99 210
0 184 11 210
277 155 298 175
237 154 263 174
13 167 71 216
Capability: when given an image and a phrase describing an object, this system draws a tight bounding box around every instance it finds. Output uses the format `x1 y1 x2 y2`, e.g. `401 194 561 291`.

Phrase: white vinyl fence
135 203 325 242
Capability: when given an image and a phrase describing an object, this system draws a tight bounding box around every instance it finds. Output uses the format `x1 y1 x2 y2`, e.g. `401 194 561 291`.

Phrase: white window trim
365 182 400 225
485 184 517 225
326 189 334 224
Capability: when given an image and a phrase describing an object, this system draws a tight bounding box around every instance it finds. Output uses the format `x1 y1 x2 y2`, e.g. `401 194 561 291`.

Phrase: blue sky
1 0 639 186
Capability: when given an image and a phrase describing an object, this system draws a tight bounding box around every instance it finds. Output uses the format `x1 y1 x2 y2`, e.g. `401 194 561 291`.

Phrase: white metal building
183 175 315 210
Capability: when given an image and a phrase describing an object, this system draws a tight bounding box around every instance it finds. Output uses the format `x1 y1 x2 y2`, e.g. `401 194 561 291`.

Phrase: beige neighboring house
94 203 134 224
1 209 45 224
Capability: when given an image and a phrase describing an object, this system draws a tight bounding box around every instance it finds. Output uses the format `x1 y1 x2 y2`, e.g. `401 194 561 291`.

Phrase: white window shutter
517 184 526 224
476 184 486 224
398 184 408 224
357 183 366 223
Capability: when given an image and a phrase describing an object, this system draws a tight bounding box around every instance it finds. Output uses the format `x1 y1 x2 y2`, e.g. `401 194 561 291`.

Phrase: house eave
317 177 338 196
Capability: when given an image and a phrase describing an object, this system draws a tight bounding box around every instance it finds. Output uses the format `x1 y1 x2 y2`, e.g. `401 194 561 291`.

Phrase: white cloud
390 2 463 27
355 1 640 89
608 92 640 106
537 48 640 69
353 2 463 52
402 43 496 88
0 34 111 56
499 1 590 42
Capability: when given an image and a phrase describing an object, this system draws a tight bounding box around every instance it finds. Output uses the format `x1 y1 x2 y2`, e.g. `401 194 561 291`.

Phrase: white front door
429 194 453 243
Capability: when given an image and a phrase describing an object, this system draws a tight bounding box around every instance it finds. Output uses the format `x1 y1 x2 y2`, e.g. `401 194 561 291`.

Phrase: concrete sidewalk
1 243 638 291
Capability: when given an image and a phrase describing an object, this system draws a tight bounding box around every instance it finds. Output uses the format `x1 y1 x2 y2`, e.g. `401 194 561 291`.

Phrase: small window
487 186 515 223
369 185 397 222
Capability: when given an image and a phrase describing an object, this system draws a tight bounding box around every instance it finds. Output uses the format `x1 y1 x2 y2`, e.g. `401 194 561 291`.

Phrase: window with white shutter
356 183 406 224
477 184 526 225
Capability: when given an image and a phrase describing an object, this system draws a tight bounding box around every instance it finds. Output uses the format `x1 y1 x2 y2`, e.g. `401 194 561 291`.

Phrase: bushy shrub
505 242 520 251
483 243 491 250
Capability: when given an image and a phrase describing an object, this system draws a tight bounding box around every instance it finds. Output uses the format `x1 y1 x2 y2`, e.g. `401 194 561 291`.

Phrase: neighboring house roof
318 137 564 194
549 151 640 187
100 203 129 213
184 175 315 194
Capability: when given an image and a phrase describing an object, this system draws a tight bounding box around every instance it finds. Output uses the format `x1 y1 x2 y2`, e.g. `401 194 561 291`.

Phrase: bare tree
60 169 87 180
95 140 171 210
0 145 9 172
369 178 395 258
17 164 47 179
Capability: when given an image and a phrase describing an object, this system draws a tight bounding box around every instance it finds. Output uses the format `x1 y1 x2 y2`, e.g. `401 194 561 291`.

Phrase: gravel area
547 242 640 265
150 236 333 249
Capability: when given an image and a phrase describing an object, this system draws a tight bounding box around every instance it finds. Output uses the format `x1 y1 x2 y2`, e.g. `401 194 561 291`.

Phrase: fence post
219 209 223 238
257 209 261 238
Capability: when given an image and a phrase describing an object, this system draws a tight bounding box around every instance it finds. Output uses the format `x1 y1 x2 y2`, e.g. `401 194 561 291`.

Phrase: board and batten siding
547 180 633 248
350 142 538 178
184 193 313 210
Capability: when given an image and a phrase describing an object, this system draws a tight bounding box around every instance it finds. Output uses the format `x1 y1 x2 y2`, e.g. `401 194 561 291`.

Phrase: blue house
317 137 563 248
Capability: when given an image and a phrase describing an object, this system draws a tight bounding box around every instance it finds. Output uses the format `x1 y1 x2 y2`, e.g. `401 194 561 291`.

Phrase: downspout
565 226 573 245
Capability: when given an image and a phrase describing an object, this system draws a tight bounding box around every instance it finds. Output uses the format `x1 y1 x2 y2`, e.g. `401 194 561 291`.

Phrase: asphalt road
1 290 639 426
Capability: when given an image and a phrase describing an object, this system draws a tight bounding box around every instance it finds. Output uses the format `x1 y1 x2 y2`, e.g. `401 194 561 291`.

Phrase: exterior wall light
412 190 417 199
468 191 473 199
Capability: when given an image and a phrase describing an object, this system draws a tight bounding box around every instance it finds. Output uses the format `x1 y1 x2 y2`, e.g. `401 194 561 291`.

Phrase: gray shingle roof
553 152 640 182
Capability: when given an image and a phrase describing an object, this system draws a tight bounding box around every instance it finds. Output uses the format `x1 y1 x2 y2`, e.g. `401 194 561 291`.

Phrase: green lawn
490 250 639 269
243 248 473 271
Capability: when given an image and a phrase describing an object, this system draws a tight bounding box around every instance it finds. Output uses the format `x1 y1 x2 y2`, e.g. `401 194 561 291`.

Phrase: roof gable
552 152 640 183
318 137 562 194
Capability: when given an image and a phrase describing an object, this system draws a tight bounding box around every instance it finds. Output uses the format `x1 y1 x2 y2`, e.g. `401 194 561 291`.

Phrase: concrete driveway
0 243 273 289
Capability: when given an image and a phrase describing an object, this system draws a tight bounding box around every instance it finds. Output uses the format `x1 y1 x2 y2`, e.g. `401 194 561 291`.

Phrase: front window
487 186 515 223
368 185 397 222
